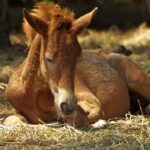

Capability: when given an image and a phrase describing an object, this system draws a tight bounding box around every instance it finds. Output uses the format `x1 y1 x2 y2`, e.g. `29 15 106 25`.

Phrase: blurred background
1 0 150 47
1 0 150 31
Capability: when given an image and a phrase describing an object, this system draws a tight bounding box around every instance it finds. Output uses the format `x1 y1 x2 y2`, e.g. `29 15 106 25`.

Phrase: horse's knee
77 101 104 124
87 107 105 124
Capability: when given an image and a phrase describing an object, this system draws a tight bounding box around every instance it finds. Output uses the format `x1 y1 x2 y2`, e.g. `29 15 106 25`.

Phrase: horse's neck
22 34 41 89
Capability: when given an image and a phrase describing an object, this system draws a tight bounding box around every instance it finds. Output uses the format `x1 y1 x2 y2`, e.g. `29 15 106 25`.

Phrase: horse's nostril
60 102 67 114
60 102 75 116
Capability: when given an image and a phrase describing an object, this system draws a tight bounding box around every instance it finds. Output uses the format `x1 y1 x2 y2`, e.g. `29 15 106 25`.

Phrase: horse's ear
71 7 98 34
23 8 48 36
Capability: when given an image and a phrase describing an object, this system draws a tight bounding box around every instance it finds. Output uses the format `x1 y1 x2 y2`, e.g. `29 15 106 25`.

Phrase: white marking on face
58 88 69 99
53 88 76 116
57 88 71 105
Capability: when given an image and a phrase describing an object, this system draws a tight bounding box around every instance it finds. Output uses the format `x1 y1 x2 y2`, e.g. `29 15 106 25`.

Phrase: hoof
91 119 107 128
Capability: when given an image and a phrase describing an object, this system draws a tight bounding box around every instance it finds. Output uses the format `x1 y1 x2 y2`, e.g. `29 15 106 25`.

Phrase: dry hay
79 23 150 51
0 113 149 150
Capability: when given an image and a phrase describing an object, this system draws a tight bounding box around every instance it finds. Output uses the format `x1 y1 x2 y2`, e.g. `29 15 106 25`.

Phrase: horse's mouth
55 104 76 119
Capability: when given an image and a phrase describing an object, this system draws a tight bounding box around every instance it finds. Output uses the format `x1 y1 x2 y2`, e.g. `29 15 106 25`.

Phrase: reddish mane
23 2 75 43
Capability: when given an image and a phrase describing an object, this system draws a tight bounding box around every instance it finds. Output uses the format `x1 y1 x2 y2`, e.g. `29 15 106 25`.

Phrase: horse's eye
46 57 53 62
45 53 54 63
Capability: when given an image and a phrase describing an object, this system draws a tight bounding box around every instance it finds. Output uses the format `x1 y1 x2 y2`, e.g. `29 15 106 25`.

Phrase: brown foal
5 2 150 128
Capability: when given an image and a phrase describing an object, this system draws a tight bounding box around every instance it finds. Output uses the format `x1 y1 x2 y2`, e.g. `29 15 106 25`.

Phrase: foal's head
23 5 98 118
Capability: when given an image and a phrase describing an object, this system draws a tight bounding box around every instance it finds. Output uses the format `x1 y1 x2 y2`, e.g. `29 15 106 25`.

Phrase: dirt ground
0 23 150 149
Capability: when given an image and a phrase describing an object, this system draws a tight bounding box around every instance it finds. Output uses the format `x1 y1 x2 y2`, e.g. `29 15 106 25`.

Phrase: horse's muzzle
54 88 77 117
60 101 76 116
